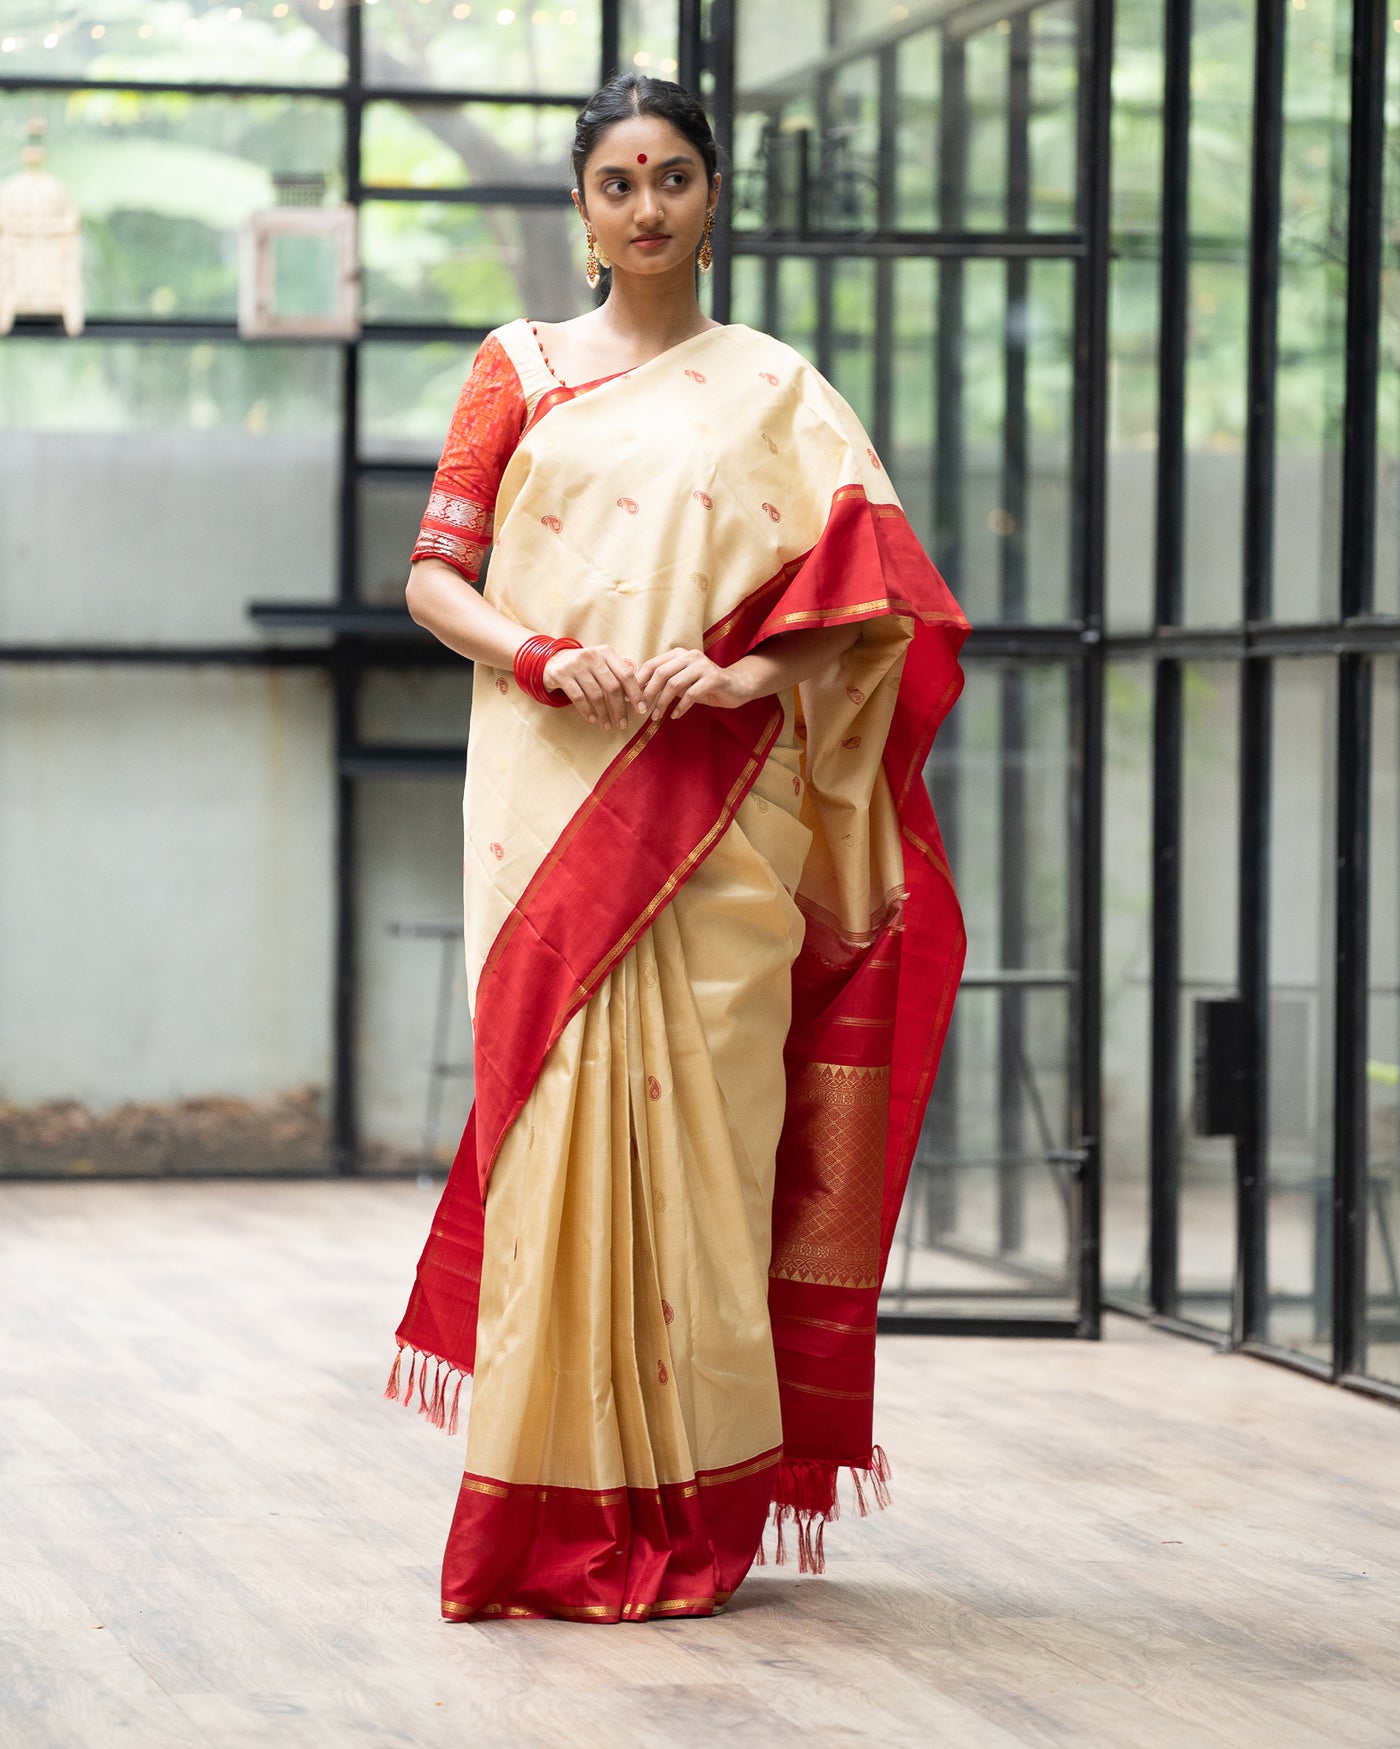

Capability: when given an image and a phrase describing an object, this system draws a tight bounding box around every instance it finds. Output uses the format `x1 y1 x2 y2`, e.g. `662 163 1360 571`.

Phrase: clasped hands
539 641 752 731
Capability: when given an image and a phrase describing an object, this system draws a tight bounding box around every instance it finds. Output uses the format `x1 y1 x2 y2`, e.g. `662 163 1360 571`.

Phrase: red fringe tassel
383 1344 470 1436
759 1447 893 1576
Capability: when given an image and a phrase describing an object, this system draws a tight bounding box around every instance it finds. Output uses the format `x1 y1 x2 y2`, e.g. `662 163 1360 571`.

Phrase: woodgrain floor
2 1180 1399 1749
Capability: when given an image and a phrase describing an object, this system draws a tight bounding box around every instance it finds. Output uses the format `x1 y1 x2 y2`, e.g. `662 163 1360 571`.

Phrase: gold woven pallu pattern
769 1062 890 1289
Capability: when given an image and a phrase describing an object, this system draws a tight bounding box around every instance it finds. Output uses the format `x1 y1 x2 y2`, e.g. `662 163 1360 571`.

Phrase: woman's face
574 114 718 279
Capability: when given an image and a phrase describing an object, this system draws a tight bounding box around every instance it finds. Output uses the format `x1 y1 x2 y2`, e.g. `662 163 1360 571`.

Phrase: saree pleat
441 739 811 1621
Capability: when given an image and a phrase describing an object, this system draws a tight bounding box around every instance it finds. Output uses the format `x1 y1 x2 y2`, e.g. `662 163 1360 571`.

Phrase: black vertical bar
601 0 621 82
1243 0 1286 629
1150 0 1192 1318
708 0 736 323
1334 655 1372 1376
331 659 358 1176
998 14 1031 1257
1339 0 1386 623
1149 662 1183 1314
1334 0 1388 1376
1072 0 1114 1335
872 43 897 454
678 0 703 94
928 34 968 1243
1237 660 1272 1340
1236 0 1287 1335
332 0 365 1175
1155 0 1191 630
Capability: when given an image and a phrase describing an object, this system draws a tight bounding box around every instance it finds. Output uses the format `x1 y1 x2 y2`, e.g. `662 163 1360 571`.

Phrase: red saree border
470 695 784 1186
439 1447 782 1624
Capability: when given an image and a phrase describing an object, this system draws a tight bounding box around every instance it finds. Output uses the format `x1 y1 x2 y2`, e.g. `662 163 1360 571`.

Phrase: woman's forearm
726 622 863 702
405 558 532 668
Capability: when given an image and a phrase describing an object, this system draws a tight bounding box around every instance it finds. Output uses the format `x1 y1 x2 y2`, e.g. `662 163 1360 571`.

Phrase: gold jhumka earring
698 210 715 274
584 224 610 290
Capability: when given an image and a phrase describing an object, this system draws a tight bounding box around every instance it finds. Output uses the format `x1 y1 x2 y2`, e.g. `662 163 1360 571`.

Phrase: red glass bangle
513 634 581 706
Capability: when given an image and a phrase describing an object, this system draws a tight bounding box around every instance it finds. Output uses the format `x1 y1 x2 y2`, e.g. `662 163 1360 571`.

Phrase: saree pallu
390 319 969 1623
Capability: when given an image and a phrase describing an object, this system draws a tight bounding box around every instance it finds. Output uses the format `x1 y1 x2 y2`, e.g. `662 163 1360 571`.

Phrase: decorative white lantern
0 122 84 337
239 190 360 340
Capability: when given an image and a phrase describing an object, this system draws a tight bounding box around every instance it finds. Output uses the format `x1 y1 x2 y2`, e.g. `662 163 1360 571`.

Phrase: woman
390 71 968 1624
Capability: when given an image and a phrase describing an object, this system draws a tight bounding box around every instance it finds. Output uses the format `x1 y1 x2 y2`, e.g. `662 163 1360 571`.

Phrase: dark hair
572 71 720 192
571 72 722 298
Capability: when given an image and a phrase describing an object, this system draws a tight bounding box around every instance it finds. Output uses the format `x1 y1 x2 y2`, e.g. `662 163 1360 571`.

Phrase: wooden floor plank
3 1178 1400 1749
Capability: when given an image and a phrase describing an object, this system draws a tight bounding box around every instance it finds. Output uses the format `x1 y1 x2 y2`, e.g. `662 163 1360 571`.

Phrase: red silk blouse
411 334 528 586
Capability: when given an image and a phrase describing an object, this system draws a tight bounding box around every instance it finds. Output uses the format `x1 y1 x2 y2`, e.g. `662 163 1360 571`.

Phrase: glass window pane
1271 0 1349 623
364 1 601 95
357 776 472 1172
620 0 680 79
895 28 939 230
1373 0 1400 618
0 339 338 644
1024 258 1075 618
359 474 434 604
1176 662 1241 1332
891 256 936 548
0 91 343 322
362 101 578 190
1103 660 1155 1304
1106 0 1164 632
885 662 1077 1318
951 259 1074 626
361 199 590 328
359 338 480 463
0 667 333 1176
1366 657 1400 1385
1182 0 1254 628
822 54 879 234
1028 2 1079 232
0 1 344 85
775 254 817 357
830 257 875 431
964 22 1009 232
735 2 826 94
959 258 1007 625
1264 659 1337 1361
360 669 472 746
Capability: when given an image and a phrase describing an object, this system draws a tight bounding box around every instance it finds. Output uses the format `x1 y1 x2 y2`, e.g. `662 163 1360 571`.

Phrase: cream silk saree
389 318 969 1622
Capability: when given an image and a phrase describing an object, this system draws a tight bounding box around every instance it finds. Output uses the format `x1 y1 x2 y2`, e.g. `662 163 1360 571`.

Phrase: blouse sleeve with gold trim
411 333 527 584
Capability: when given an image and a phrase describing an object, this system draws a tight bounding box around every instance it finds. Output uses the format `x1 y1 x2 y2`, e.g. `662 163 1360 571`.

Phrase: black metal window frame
7 0 1397 1393
1095 0 1400 1405
0 0 648 1174
707 0 1114 1339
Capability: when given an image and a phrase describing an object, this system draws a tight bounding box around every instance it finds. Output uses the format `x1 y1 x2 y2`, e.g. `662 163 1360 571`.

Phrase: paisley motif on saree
390 319 968 1621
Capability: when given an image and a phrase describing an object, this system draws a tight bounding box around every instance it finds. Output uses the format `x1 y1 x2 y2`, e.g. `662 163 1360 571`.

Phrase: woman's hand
541 642 646 731
636 648 755 721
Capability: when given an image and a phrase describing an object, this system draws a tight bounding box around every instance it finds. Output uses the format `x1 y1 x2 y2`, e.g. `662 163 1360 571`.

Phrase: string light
560 7 577 20
633 50 651 66
91 22 104 34
497 7 515 20
1 36 18 51
138 21 153 34
43 30 58 45
273 1 289 12
453 3 471 15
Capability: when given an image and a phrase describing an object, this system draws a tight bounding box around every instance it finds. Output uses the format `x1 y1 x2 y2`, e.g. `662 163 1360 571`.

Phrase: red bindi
637 153 647 163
